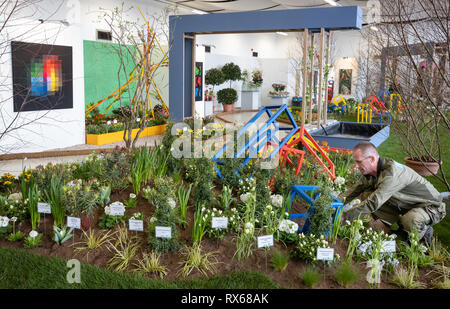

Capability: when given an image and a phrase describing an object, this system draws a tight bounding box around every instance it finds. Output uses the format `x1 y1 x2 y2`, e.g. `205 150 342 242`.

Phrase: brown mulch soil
0 187 443 289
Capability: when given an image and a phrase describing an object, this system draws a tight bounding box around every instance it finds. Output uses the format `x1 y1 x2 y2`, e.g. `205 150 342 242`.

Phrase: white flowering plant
234 190 257 261
124 193 138 208
0 194 28 221
24 230 43 248
237 177 256 196
276 218 300 244
293 233 340 265
204 207 240 240
354 227 400 274
130 212 144 221
0 216 12 238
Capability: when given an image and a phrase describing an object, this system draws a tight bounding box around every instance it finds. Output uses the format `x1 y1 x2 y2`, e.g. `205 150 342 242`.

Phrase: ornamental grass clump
301 267 322 288
45 175 65 228
270 250 289 272
390 265 425 289
334 261 360 288
133 251 168 279
178 245 219 277
74 228 115 261
428 237 450 264
107 224 140 272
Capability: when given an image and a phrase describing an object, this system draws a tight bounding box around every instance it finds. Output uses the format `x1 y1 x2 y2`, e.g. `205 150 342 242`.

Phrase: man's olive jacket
340 158 444 223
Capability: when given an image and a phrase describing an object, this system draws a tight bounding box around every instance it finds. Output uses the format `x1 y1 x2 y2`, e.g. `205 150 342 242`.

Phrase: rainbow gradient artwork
29 55 63 96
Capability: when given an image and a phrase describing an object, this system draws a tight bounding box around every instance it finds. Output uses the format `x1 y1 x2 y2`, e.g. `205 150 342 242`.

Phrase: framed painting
194 62 203 101
338 69 352 95
11 41 73 112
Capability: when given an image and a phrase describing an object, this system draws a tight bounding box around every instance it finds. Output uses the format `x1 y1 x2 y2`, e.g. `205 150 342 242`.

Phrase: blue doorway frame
169 6 362 121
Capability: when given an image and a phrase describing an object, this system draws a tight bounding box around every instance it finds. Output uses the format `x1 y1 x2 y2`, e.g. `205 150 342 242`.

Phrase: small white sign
67 216 81 229
257 235 274 248
212 217 228 229
37 202 51 214
317 248 334 261
155 226 172 239
381 241 396 253
109 204 125 216
129 219 144 232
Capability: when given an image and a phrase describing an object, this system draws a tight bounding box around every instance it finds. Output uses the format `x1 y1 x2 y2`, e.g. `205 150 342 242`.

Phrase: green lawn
0 247 283 289
333 113 449 248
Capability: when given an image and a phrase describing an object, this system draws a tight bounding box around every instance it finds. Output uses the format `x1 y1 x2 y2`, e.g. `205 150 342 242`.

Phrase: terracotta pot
222 103 234 112
404 157 440 176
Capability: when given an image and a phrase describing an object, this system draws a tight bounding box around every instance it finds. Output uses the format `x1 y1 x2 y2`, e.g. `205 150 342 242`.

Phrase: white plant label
67 216 81 229
37 202 51 214
212 217 228 229
257 235 274 248
381 241 396 253
317 248 334 261
155 226 171 238
129 219 144 232
109 204 125 216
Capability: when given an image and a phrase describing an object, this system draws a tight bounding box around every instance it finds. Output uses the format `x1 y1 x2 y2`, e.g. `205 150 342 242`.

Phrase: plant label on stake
212 217 228 229
109 204 125 216
129 219 143 239
381 241 396 253
317 247 334 280
37 202 51 235
67 216 81 247
257 235 274 272
155 226 171 239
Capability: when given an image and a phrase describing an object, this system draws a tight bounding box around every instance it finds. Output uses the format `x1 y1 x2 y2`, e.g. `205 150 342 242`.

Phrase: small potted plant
217 62 241 112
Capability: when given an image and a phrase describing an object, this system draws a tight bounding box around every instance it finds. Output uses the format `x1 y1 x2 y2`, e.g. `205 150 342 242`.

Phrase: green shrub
217 88 238 105
205 68 225 86
221 62 241 85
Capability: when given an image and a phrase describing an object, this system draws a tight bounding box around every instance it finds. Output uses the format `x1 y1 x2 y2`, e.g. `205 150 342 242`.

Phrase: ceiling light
276 32 288 36
370 26 379 31
192 9 207 15
324 0 339 6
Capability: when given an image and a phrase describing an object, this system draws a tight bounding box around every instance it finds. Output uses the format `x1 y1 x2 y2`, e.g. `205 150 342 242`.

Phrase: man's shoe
422 225 433 248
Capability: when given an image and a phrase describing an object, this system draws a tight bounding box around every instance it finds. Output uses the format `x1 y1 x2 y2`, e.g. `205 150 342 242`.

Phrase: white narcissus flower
104 206 110 216
107 120 112 125
0 216 9 227
149 216 157 224
168 198 176 209
113 119 118 124
334 176 346 185
130 193 136 199
11 217 17 222
270 194 283 208
29 230 38 238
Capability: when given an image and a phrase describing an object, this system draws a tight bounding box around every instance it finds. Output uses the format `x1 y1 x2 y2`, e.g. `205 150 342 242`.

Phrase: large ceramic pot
404 157 440 176
223 103 234 112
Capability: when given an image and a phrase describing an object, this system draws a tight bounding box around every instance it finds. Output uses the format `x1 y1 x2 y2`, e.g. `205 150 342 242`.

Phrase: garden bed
86 124 167 145
0 187 443 289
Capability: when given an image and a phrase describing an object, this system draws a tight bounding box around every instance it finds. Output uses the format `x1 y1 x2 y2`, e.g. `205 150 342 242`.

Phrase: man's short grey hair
353 141 379 157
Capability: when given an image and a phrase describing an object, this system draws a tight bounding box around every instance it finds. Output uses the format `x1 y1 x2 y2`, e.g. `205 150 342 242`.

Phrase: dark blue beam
169 6 362 121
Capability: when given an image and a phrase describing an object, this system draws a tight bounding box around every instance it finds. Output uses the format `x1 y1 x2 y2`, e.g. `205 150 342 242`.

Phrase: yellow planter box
86 124 167 146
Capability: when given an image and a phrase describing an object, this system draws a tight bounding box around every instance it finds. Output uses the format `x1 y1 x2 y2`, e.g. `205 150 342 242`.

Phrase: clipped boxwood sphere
205 68 225 86
221 62 241 81
217 88 238 105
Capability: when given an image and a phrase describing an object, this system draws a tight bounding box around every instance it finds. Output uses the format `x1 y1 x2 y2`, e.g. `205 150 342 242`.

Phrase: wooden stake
301 30 308 127
317 28 324 129
308 33 314 125
324 31 331 125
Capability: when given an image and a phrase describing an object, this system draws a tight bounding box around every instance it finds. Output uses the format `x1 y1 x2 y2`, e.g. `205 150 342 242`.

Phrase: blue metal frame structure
288 185 343 236
212 104 298 179
169 6 363 121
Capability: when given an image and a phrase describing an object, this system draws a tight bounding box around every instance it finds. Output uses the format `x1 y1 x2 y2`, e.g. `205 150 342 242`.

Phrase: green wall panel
83 40 169 116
